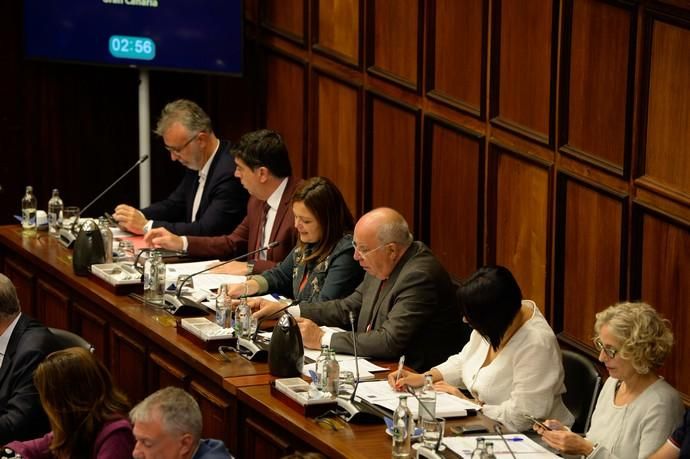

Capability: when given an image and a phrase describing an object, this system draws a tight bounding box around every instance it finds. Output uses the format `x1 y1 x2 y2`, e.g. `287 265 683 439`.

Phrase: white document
354 380 481 418
166 260 221 276
444 434 560 458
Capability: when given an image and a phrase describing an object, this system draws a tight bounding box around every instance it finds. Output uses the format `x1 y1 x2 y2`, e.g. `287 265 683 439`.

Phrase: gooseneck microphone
59 155 150 248
493 424 518 459
163 241 280 316
336 311 387 424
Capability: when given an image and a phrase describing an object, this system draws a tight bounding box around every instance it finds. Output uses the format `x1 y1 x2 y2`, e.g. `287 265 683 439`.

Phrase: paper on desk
301 355 386 381
444 434 559 458
166 260 221 276
354 380 481 418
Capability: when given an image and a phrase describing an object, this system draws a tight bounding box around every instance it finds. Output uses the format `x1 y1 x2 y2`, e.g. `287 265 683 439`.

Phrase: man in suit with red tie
144 129 300 275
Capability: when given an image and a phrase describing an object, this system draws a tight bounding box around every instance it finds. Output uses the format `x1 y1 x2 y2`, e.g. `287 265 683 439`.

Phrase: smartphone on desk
523 414 552 431
451 424 489 435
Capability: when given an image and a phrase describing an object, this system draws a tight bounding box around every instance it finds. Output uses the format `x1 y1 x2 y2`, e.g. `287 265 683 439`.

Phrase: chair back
562 349 601 433
49 327 95 353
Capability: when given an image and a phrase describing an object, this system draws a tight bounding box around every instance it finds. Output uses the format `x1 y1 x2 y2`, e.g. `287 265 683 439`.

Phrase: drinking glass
62 206 80 231
421 417 445 450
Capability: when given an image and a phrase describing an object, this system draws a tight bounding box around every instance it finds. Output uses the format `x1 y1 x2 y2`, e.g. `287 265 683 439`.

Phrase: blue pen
507 437 524 441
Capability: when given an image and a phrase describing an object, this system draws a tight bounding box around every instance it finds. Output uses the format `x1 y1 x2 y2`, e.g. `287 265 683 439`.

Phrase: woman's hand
536 421 594 456
250 298 284 319
225 280 259 298
387 370 425 391
432 381 465 399
210 261 249 275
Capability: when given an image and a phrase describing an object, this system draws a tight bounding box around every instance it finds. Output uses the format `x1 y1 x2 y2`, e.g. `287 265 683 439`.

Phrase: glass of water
421 417 445 450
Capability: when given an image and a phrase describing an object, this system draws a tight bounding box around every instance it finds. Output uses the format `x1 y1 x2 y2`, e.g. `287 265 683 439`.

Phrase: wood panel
264 52 307 178
366 93 420 229
110 327 148 404
242 416 292 459
312 71 361 215
427 0 487 117
640 17 690 200
73 300 109 364
262 0 307 44
36 278 70 329
633 207 690 395
313 0 361 66
148 352 190 390
488 145 551 311
190 381 233 449
555 174 626 344
491 0 557 144
367 0 421 89
560 0 635 174
423 117 484 278
3 257 36 318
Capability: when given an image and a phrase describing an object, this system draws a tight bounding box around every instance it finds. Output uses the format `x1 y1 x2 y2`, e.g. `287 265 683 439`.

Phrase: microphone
493 424 518 459
163 241 280 316
336 311 387 424
235 299 301 362
59 155 150 248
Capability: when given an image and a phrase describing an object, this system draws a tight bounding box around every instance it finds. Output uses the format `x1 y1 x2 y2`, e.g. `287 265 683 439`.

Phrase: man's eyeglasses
352 240 389 259
164 132 199 155
593 337 619 359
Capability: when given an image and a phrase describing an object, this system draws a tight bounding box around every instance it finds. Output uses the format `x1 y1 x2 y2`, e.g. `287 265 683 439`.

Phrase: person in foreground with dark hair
536 302 683 459
0 274 61 444
114 99 248 236
224 176 363 303
254 207 467 371
145 129 300 274
5 347 135 458
131 387 232 459
389 265 573 431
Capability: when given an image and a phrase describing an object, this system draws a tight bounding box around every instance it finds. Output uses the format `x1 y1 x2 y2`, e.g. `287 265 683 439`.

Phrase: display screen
24 0 243 75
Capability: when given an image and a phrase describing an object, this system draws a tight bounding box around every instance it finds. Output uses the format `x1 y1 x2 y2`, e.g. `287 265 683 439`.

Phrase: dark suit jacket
0 315 61 444
300 241 467 372
143 140 248 237
186 177 302 273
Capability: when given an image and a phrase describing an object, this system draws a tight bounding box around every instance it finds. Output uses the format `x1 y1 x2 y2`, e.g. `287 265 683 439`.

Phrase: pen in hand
395 355 405 386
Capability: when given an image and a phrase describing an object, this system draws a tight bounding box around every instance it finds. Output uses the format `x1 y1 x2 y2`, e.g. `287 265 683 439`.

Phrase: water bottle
215 285 232 328
143 251 165 304
98 217 113 263
234 296 251 338
470 437 486 459
47 189 63 238
314 345 329 390
484 442 496 459
419 373 436 421
391 395 412 458
21 186 37 233
324 349 340 396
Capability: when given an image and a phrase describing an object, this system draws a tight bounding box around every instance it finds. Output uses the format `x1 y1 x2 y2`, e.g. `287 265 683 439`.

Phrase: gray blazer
300 241 467 371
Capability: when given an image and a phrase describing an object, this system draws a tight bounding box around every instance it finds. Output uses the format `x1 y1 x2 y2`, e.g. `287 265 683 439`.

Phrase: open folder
354 380 481 418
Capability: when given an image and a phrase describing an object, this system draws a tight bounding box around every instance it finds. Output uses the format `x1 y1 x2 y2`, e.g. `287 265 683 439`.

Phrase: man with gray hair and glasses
114 99 248 237
131 386 232 459
0 274 60 444
253 207 468 371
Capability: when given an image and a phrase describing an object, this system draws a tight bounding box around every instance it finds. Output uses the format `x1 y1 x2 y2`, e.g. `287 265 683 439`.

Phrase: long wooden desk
0 224 500 458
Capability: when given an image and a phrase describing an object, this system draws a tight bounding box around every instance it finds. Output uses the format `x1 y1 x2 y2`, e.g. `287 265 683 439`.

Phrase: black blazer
143 139 249 236
0 315 61 444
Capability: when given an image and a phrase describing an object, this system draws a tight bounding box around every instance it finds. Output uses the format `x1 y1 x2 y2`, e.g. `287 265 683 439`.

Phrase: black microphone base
59 228 77 248
237 337 269 362
163 294 209 317
336 397 386 424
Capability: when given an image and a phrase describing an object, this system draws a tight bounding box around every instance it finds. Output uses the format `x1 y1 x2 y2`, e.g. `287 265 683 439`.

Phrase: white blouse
434 300 574 431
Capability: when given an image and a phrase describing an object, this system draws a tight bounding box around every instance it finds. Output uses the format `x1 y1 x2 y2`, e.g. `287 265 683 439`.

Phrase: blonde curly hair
594 302 673 374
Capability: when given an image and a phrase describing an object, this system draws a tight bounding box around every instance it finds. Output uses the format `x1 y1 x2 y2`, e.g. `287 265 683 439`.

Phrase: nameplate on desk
178 318 237 351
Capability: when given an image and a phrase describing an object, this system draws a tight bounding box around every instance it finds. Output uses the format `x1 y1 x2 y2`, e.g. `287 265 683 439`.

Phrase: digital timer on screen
23 0 243 76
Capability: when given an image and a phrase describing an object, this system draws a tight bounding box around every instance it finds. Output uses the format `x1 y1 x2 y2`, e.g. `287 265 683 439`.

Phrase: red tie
255 202 270 260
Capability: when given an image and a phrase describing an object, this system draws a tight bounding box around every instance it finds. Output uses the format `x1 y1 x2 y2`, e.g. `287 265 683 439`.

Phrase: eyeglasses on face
593 337 619 359
164 132 199 155
351 240 389 258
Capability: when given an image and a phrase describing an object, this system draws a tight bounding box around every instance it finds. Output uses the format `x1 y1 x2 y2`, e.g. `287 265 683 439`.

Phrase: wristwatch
246 260 255 275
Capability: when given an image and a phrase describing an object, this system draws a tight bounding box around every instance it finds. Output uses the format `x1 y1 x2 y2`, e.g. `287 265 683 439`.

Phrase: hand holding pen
395 355 405 384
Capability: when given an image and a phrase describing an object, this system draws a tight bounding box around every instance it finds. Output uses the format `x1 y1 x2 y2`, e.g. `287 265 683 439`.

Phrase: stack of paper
444 434 560 458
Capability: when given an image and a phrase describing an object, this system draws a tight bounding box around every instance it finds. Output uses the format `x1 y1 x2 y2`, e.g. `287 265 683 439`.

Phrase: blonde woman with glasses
535 302 684 458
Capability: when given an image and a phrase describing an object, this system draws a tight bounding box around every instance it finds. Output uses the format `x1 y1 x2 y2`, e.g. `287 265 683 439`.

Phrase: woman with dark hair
225 176 363 303
5 347 134 458
389 265 573 431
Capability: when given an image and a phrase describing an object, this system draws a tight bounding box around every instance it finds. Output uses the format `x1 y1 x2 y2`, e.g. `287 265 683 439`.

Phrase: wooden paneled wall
2 1 690 399
250 0 690 397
